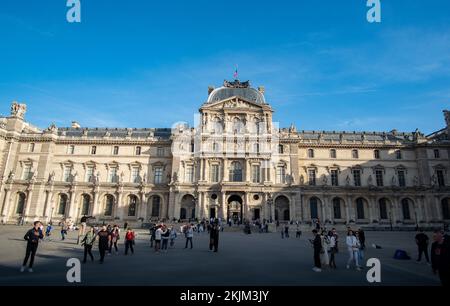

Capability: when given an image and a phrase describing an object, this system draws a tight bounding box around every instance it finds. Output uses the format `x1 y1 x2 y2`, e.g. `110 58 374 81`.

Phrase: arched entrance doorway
180 194 195 220
275 195 290 221
227 195 243 224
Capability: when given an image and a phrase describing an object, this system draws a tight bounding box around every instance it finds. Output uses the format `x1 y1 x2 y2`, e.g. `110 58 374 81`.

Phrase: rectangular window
437 170 445 187
252 165 261 183
154 167 163 184
211 164 220 183
375 170 384 187
85 167 94 183
398 170 406 187
131 167 140 183
331 170 339 186
353 170 361 187
113 146 119 155
308 169 316 186
276 166 286 184
185 165 194 183
157 147 164 157
108 168 118 183
135 146 141 156
22 165 32 180
68 145 75 155
374 150 380 159
434 149 440 159
63 167 71 182
28 143 35 153
91 146 97 155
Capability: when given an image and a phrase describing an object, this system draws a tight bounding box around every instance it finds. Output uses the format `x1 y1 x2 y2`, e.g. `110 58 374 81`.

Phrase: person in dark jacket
21 221 44 272
209 222 220 252
415 229 430 263
311 229 322 272
431 230 450 286
97 225 111 263
81 227 96 263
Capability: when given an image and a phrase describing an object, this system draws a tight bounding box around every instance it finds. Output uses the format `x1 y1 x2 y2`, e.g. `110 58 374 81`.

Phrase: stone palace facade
1 80 449 228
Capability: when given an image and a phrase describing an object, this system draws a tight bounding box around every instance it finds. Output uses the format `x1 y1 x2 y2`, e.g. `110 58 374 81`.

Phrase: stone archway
275 195 290 221
227 194 243 223
180 194 195 220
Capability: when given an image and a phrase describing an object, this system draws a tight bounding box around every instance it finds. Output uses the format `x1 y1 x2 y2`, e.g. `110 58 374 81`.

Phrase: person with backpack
45 222 53 241
81 227 96 263
124 228 135 255
184 224 193 249
20 221 44 273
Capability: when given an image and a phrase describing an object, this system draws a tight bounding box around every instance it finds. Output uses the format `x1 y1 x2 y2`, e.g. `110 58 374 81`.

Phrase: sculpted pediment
202 97 265 112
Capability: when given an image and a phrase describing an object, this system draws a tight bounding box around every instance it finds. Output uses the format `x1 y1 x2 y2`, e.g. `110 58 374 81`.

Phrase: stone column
323 196 330 222
420 196 430 223
117 190 124 220
289 195 295 221
140 193 147 220
244 192 249 220
347 195 354 222
222 159 228 182
93 190 99 218
68 189 76 220
434 196 443 220
43 190 53 221
245 160 250 182
1 188 12 220
391 197 399 223
196 193 202 219
299 194 305 222
24 188 34 221
221 192 227 220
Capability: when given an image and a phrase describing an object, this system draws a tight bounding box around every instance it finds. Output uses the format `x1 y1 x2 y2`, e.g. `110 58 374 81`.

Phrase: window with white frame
135 146 142 156
252 165 261 183
330 149 337 159
211 164 220 183
276 165 286 184
212 142 219 153
91 146 97 155
108 167 118 183
398 170 406 187
157 147 164 157
352 149 359 159
308 169 316 186
63 166 72 182
113 146 119 155
437 170 445 187
22 164 32 180
331 170 339 186
28 143 35 153
85 166 94 183
131 167 140 183
353 169 361 187
154 167 163 184
375 169 384 187
307 149 314 158
185 165 194 183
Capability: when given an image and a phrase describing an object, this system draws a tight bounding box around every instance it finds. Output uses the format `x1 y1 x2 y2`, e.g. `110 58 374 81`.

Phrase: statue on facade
6 170 14 183
119 171 124 183
47 123 57 133
289 123 297 133
391 175 397 186
345 175 351 186
299 174 305 185
172 171 178 183
322 174 328 185
30 170 38 182
72 171 78 183
431 174 437 187
48 171 55 183
367 175 373 186
339 133 344 143
413 176 419 187
10 101 27 119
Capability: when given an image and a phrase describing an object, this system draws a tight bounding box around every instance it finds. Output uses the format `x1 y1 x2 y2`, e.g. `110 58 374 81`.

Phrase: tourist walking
328 231 337 269
60 219 67 240
209 221 219 252
184 224 193 249
284 225 289 238
149 224 156 248
81 227 96 263
320 230 330 268
161 225 170 252
358 229 366 263
109 226 120 255
415 229 430 263
346 229 361 271
311 229 322 272
431 230 450 286
124 228 135 255
21 221 44 272
97 226 110 263
169 227 177 248
155 225 162 252
45 222 53 241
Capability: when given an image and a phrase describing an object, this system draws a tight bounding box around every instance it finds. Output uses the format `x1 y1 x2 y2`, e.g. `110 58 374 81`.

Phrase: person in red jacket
124 228 135 255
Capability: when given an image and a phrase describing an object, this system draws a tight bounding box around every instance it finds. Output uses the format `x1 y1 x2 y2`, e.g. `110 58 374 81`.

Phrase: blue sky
0 0 449 134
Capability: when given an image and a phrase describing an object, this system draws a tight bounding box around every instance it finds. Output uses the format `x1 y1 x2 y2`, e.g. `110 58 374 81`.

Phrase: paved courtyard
0 225 441 286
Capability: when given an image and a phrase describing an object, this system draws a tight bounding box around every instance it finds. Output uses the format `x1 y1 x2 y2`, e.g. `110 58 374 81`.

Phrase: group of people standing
311 227 365 272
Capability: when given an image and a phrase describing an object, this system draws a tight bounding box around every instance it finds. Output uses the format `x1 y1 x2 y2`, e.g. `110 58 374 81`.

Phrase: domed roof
206 80 266 104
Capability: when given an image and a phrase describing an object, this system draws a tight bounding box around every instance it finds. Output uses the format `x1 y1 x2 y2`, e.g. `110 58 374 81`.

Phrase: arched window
229 161 243 182
310 197 318 219
16 193 26 214
333 198 342 219
442 198 450 220
104 195 114 216
81 194 90 216
128 195 137 217
401 199 411 220
307 149 314 158
379 198 388 220
356 198 365 219
151 196 161 217
352 149 359 159
330 149 337 159
180 208 187 220
58 194 68 215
